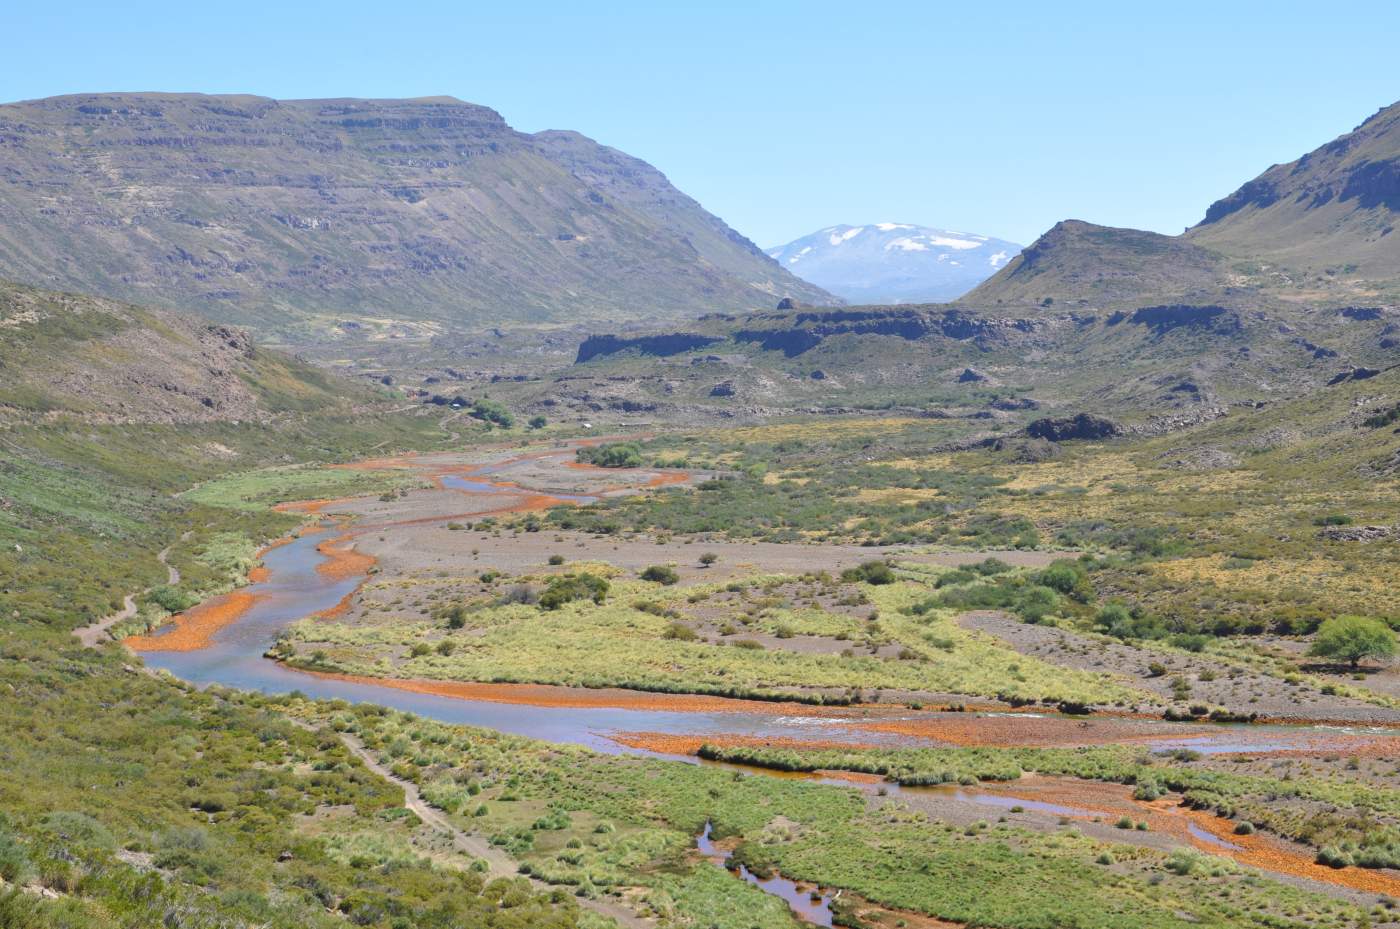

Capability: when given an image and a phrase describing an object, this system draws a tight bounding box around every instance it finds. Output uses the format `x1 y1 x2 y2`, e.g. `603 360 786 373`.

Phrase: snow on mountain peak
767 222 1022 304
828 227 865 246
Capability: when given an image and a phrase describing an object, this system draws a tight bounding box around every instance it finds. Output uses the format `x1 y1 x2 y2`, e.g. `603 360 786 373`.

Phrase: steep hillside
0 93 833 334
967 100 1400 310
0 280 359 424
1187 101 1400 282
767 223 1021 303
963 220 1233 309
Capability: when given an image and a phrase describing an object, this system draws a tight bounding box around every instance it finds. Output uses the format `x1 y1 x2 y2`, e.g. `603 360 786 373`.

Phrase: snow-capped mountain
766 223 1022 304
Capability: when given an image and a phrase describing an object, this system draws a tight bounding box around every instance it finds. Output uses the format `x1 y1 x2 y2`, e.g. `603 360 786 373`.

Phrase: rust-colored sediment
316 534 376 580
315 590 357 620
611 731 881 756
947 775 1400 896
861 713 1194 748
246 565 271 583
283 672 878 716
1177 806 1400 895
274 497 355 514
126 591 262 652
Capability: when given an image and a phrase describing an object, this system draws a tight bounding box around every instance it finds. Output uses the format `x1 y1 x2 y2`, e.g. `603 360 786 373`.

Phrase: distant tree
528 415 547 430
1308 616 1396 668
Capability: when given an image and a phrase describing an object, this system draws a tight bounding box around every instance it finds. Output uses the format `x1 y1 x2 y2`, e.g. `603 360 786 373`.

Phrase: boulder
1026 413 1122 442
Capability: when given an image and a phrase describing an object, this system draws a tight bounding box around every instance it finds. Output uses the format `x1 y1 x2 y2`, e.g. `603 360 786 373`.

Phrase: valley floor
11 407 1400 929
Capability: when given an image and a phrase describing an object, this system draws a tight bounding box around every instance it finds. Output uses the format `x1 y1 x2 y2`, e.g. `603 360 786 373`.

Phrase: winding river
126 445 1400 909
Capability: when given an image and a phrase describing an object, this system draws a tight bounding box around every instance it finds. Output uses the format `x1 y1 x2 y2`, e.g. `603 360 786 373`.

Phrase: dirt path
335 731 651 928
74 544 178 648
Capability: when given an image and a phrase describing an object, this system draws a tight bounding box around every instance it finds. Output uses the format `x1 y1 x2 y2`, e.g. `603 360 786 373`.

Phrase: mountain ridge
0 92 835 336
969 99 1400 310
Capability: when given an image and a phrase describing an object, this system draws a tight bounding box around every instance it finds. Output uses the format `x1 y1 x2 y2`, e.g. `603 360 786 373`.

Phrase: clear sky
6 1 1399 248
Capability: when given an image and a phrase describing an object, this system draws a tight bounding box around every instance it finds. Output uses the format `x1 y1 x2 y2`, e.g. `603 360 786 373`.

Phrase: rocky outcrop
1338 306 1386 321
733 308 1041 357
1129 405 1230 437
1327 367 1383 385
989 437 1062 462
1026 414 1122 442
575 333 722 364
991 397 1039 411
1318 524 1399 542
1126 305 1234 335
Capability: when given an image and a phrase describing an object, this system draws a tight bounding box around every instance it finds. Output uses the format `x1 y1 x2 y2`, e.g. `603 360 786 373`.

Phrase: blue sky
6 1 1399 248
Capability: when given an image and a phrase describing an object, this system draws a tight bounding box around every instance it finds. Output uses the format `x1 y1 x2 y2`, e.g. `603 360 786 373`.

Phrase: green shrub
662 622 698 641
576 443 643 469
539 573 609 610
1094 602 1165 641
1039 560 1093 602
640 565 679 585
469 398 514 428
841 561 896 585
149 585 199 613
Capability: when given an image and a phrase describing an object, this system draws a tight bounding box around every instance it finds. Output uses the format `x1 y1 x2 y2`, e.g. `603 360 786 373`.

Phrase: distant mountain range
0 93 835 336
970 100 1400 309
550 99 1400 425
767 223 1021 304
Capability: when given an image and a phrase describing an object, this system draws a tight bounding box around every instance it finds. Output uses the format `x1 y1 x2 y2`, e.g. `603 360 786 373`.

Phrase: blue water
1188 822 1244 850
140 527 886 755
697 822 834 926
139 505 1389 762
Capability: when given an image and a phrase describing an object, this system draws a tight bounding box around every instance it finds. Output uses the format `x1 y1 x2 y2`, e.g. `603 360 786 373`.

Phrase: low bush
539 573 609 610
841 561 896 585
640 565 679 585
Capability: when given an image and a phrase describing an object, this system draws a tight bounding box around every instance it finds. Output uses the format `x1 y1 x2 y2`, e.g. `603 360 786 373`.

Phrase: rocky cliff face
0 93 834 334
